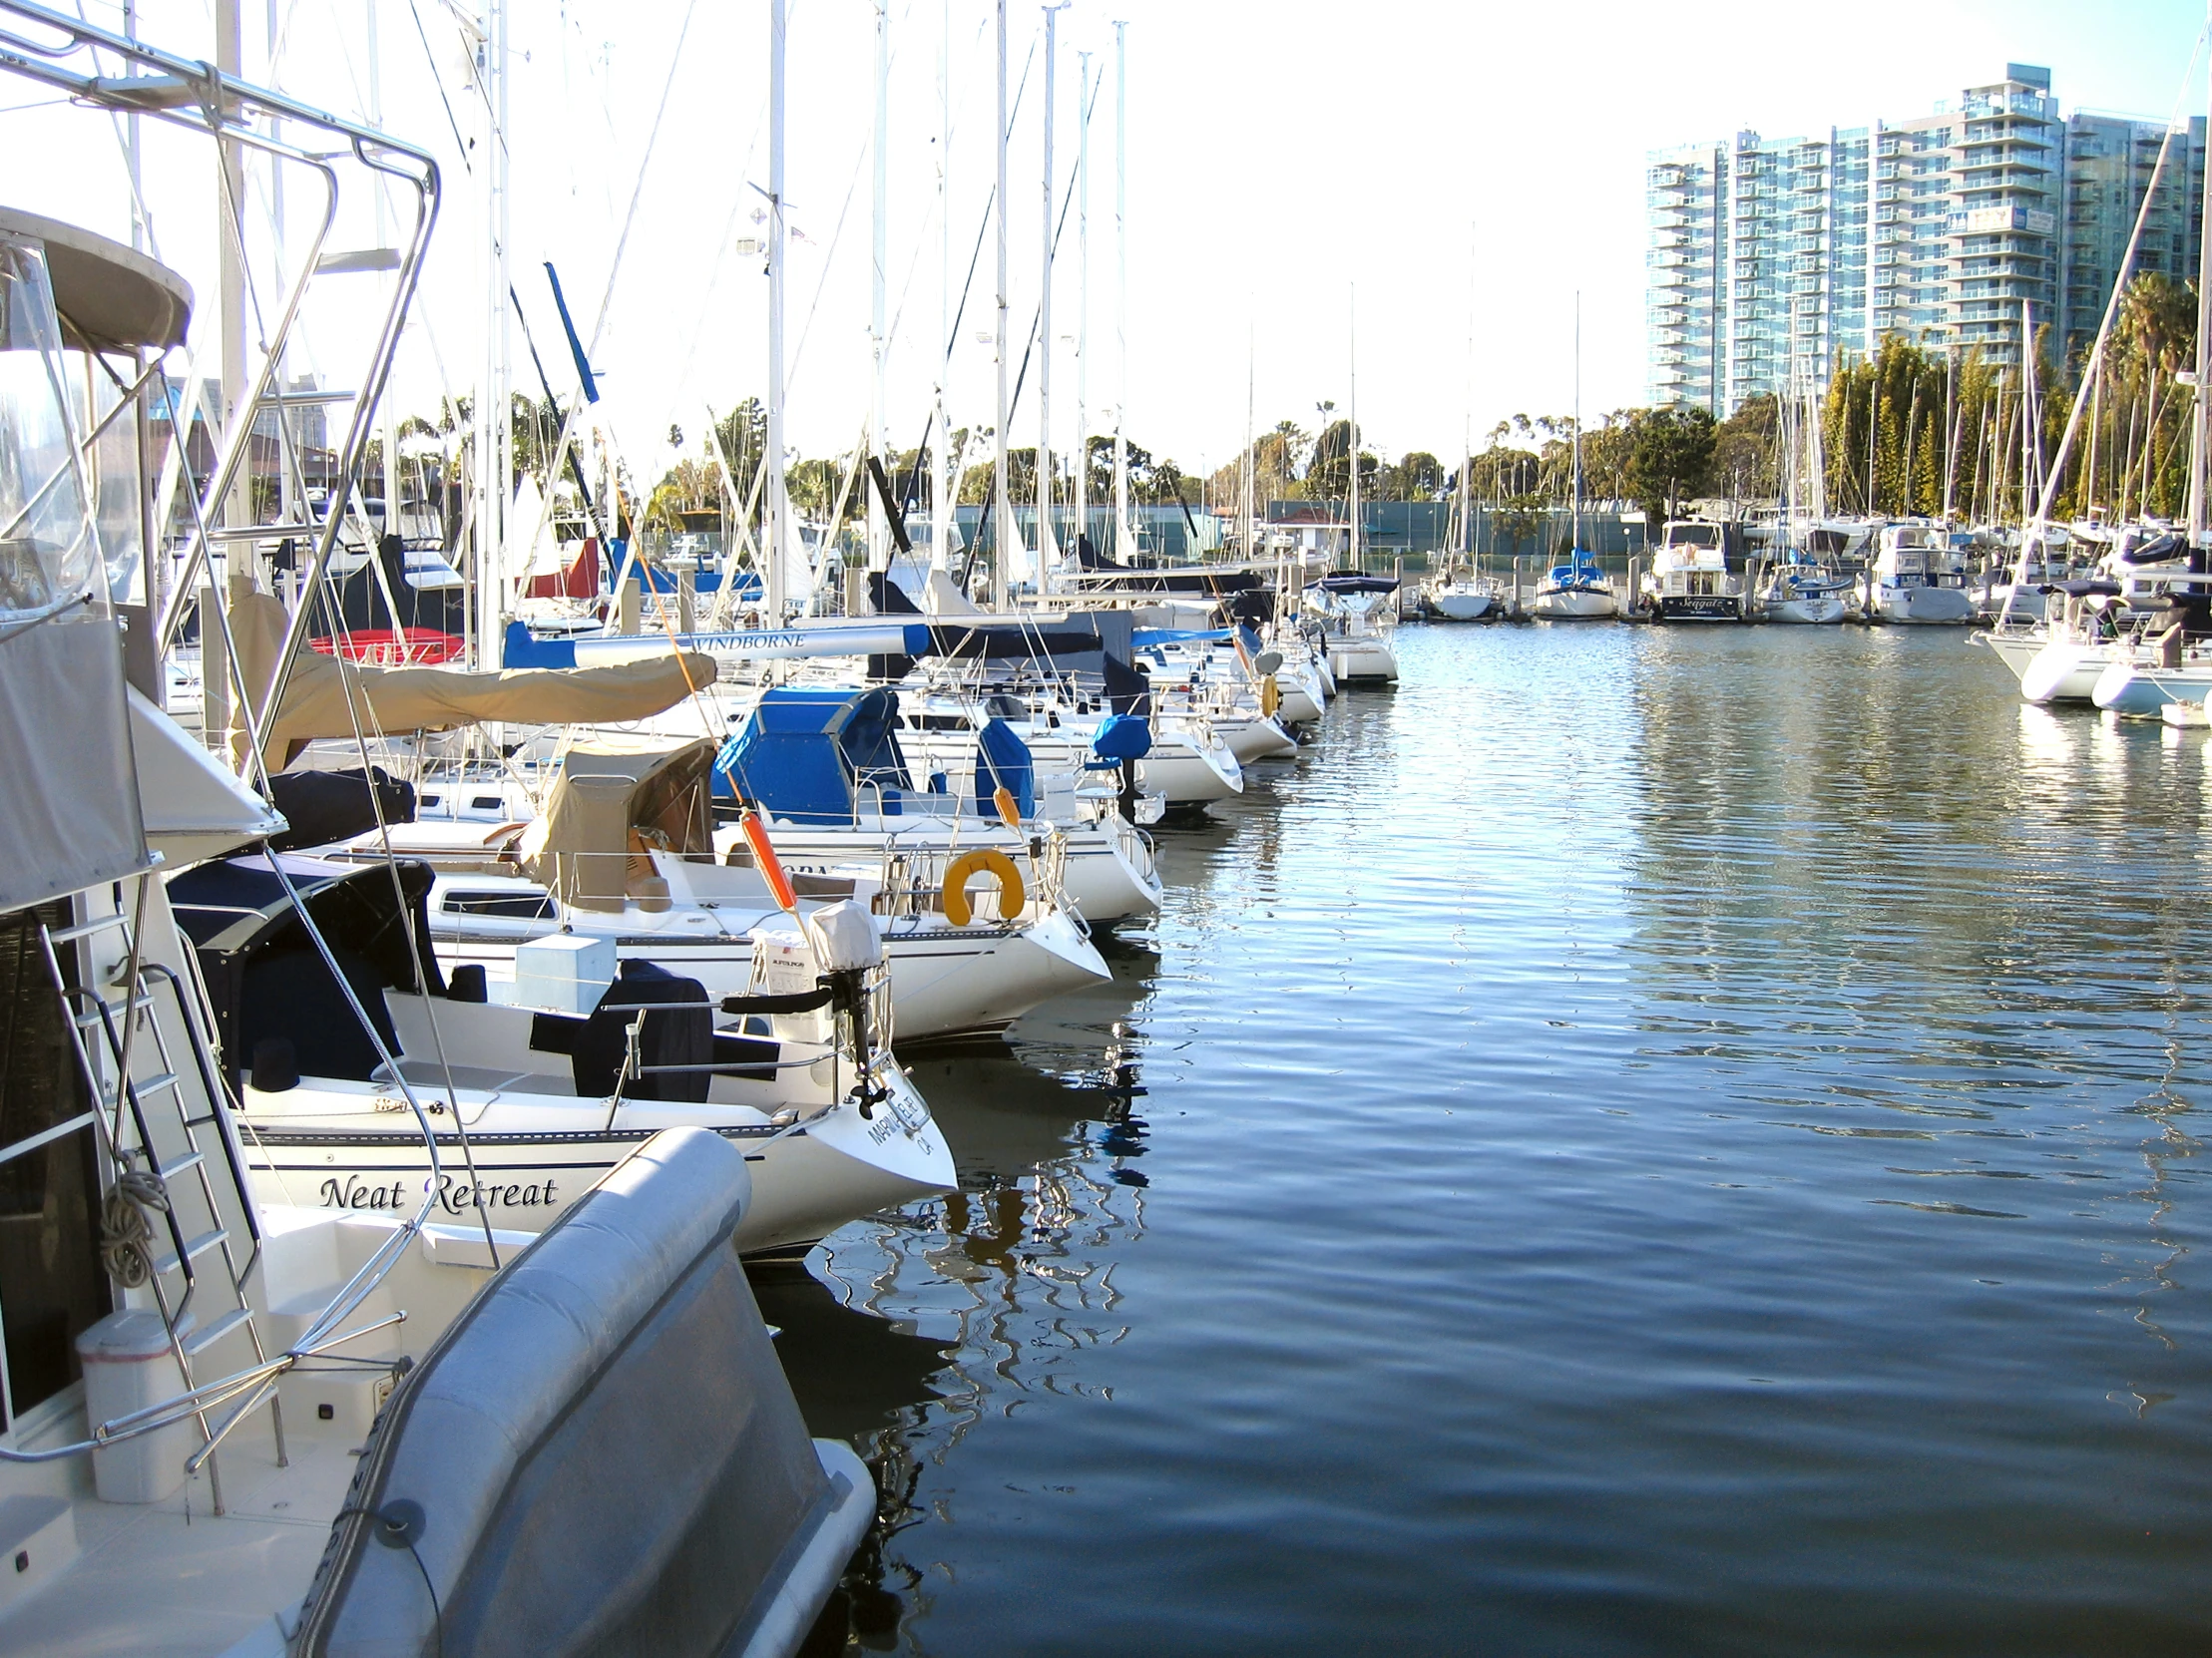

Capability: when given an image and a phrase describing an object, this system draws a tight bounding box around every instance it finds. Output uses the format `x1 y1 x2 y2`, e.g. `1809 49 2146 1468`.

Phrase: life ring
1259 675 1281 718
941 848 1026 927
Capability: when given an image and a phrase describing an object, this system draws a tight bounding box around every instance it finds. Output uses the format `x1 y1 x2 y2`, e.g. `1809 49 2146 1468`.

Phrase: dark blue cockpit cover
713 686 912 822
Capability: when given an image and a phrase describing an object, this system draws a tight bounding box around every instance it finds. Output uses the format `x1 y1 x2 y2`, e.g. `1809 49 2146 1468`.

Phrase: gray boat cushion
292 1126 839 1658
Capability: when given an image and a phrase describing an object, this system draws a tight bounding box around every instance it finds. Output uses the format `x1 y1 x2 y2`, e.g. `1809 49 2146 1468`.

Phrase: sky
4 0 2207 495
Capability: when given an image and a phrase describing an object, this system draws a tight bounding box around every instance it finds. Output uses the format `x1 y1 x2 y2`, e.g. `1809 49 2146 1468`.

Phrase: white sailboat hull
1532 587 1617 621
1432 592 1494 621
2019 639 2115 704
1326 635 1400 681
1764 596 1847 624
761 820 1160 925
239 1070 952 1260
1874 584 1975 624
2089 658 2212 716
436 903 1108 1043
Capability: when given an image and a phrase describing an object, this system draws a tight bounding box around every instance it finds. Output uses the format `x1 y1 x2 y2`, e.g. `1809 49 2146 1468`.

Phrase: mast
2190 59 2212 544
1942 344 1957 524
1075 48 1091 569
1036 1 1066 592
2019 299 2036 526
473 0 511 666
1459 225 1473 565
1111 19 1132 561
992 0 1012 607
1347 290 1360 572
1866 351 1878 516
932 0 953 573
1242 330 1255 564
1570 289 1582 553
367 0 396 538
869 0 890 578
217 0 245 549
766 0 790 622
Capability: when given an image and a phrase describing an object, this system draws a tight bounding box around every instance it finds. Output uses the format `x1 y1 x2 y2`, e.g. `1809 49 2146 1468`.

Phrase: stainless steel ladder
40 897 285 1514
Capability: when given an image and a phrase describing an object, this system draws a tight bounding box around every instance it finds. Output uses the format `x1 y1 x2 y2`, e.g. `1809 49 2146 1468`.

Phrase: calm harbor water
776 622 2212 1656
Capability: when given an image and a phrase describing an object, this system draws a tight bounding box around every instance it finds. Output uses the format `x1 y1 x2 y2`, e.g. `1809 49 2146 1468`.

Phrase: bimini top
1309 574 1400 595
715 686 1036 824
0 205 192 352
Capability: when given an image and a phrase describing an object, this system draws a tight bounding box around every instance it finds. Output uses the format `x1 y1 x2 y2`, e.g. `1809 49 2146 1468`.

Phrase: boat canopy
715 686 1037 824
715 687 913 824
1309 574 1400 595
169 850 443 1083
2117 533 2187 566
518 737 718 912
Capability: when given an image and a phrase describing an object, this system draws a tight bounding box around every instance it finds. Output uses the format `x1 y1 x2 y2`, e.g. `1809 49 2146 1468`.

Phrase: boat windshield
1664 524 1722 548
0 235 99 617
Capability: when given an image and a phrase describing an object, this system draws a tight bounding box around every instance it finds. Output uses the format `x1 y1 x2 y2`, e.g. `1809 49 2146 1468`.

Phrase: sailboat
1305 299 1401 678
1532 297 1618 621
1758 356 1850 622
1425 243 1505 622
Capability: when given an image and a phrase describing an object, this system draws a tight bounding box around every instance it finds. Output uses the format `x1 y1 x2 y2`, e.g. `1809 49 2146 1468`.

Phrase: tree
1387 451 1446 501
1709 395 1779 501
1626 406 1717 524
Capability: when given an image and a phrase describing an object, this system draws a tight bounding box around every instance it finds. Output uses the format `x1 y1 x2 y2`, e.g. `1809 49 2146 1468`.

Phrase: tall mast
992 0 1012 607
1242 329 1255 562
766 0 790 622
473 0 511 665
1075 48 1092 568
2190 62 2212 545
869 0 890 577
2019 299 2035 525
1942 345 1957 524
932 0 953 573
1459 224 1473 563
1111 18 1131 561
217 0 245 545
367 0 396 535
1571 289 1583 552
1036 2 1066 592
1347 290 1360 571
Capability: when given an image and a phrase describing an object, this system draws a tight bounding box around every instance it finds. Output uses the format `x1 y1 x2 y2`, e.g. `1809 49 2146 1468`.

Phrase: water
774 623 2212 1656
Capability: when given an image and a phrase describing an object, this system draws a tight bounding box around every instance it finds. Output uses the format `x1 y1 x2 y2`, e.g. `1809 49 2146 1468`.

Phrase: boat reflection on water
779 997 1156 1653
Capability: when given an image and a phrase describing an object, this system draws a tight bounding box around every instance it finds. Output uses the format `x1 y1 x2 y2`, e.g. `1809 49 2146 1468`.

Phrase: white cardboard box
513 933 616 1015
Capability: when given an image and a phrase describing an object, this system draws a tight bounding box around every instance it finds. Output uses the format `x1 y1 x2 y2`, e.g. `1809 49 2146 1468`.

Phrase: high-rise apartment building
1647 66 2206 414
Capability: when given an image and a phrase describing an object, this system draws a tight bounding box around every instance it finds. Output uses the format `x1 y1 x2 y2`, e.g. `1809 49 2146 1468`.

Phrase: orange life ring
941 847 1026 926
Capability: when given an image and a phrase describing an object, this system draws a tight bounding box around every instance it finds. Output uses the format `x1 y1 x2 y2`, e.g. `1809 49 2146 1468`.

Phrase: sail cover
227 590 716 764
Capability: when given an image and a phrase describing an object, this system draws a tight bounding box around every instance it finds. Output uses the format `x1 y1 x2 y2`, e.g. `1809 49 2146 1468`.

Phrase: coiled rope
100 1168 171 1289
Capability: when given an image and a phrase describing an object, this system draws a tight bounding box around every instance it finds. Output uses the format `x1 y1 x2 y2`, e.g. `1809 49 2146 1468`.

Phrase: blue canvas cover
713 687 912 822
971 718 1036 820
1091 713 1152 762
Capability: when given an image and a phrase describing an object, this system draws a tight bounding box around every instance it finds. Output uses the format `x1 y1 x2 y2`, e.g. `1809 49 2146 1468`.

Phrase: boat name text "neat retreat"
317 1173 563 1213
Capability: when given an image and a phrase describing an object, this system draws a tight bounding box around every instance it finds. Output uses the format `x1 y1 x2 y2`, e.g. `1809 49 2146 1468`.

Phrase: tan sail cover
517 736 719 912
226 589 716 765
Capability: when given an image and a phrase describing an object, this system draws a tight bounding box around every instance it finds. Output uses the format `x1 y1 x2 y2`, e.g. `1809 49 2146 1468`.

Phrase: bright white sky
5 0 2207 492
